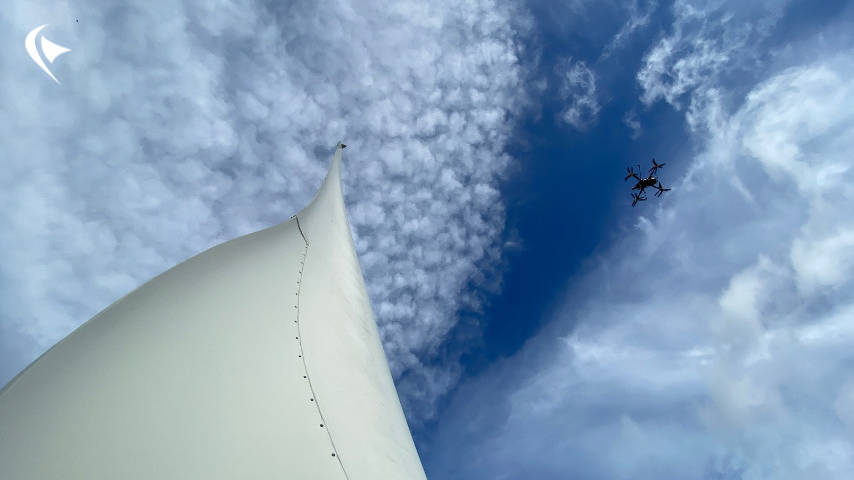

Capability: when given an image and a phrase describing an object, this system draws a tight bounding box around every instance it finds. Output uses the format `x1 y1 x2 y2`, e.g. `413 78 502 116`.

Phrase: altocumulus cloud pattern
0 0 530 422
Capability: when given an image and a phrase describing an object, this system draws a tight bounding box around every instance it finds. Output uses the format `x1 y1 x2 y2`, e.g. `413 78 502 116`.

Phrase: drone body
624 159 671 206
631 176 659 192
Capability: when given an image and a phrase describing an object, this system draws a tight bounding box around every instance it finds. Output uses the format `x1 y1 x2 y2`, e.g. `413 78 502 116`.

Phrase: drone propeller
631 192 647 207
624 166 639 181
649 158 667 175
654 182 671 197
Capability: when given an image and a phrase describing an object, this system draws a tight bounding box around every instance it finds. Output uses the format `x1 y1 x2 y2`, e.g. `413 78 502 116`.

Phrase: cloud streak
556 58 600 130
600 0 658 60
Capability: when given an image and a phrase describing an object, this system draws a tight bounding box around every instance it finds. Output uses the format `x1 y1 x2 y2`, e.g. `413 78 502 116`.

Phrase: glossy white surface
0 145 426 479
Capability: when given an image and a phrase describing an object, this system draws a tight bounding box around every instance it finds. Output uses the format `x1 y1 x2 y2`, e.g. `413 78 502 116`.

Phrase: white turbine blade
0 145 427 479
40 35 71 63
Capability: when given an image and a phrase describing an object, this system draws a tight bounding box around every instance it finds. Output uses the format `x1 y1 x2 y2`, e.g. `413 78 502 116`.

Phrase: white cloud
600 0 658 60
0 0 532 421
425 6 854 479
791 229 854 293
637 0 782 110
716 255 780 348
623 108 642 139
734 62 854 297
556 58 600 130
835 379 854 431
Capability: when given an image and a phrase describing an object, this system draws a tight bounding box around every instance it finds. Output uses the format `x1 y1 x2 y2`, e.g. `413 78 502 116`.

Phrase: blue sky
3 1 854 479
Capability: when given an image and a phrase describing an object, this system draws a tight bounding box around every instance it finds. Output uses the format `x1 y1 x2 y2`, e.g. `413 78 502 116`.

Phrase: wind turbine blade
0 145 427 479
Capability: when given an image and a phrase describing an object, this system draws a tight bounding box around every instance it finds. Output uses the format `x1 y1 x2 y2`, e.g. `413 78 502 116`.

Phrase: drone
624 158 671 206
